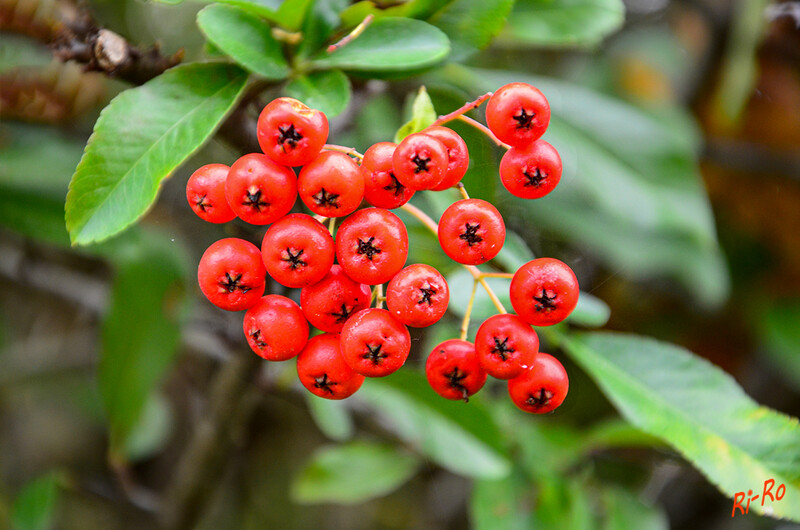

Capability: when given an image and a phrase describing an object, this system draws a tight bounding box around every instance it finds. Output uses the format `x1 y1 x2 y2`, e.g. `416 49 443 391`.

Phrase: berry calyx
474 313 539 379
361 142 415 209
499 140 562 200
486 82 551 147
425 339 487 402
186 164 236 223
335 208 409 285
510 258 579 326
257 97 329 167
261 213 335 288
197 238 266 311
296 333 364 400
298 151 365 217
438 198 506 265
507 352 568 413
340 308 411 377
386 264 449 328
423 126 470 191
300 264 372 332
242 295 309 361
225 153 297 225
392 133 449 191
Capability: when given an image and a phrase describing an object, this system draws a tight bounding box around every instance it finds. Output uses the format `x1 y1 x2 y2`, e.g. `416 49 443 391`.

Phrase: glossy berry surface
198 238 265 311
438 199 506 265
296 333 364 400
510 258 579 326
392 133 449 191
499 140 562 200
261 214 334 288
425 339 487 401
300 265 372 332
257 97 328 167
508 352 568 413
486 83 550 148
242 295 309 361
474 314 539 380
361 142 415 209
340 308 411 377
386 264 449 328
424 126 470 191
298 151 364 217
225 153 297 225
186 164 236 223
335 208 409 285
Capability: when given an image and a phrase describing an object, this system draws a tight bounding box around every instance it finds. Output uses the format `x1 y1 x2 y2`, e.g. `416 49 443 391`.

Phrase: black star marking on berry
312 187 340 208
412 154 431 174
278 123 303 150
490 336 515 361
417 286 436 305
219 272 251 293
362 343 389 365
523 167 547 187
330 303 353 323
512 108 535 130
383 173 406 197
356 237 381 260
195 195 209 212
445 366 470 402
526 387 554 409
243 188 270 212
282 248 306 270
459 223 483 247
249 329 267 349
533 289 558 312
314 373 337 395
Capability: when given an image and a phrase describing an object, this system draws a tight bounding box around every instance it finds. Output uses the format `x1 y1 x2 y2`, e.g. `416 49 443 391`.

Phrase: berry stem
457 182 470 200
327 14 374 53
323 144 364 160
460 280 479 340
400 202 507 314
376 284 384 309
456 115 510 149
328 216 337 236
479 272 514 279
432 92 492 127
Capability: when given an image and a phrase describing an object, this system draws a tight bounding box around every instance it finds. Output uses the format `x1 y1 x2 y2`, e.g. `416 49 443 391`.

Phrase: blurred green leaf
100 229 190 458
291 442 419 504
0 187 69 247
297 0 350 59
0 35 52 73
359 369 511 478
582 419 662 452
306 394 354 441
501 0 625 48
199 0 282 20
122 393 174 462
558 330 800 521
11 472 62 530
471 470 530 530
285 69 351 117
274 0 315 31
758 299 800 392
311 18 450 72
533 477 595 529
65 63 247 245
197 5 289 79
394 86 437 143
429 0 514 60
491 230 535 270
569 292 610 328
603 487 668 530
340 0 453 26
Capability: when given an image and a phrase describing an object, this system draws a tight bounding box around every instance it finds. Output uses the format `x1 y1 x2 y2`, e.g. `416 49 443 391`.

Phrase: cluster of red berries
187 83 577 414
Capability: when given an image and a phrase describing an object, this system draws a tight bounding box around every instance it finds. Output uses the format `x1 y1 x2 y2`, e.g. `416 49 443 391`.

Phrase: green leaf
758 299 800 392
501 0 625 48
603 488 668 530
274 0 315 31
491 230 535 271
123 393 174 462
297 0 350 59
100 229 190 458
306 394 354 441
340 0 453 26
471 470 530 530
533 477 595 529
285 69 351 117
291 442 419 504
429 0 514 60
0 34 52 73
394 86 437 143
358 369 511 478
197 5 289 79
11 472 62 530
66 63 248 245
202 0 282 19
558 330 800 521
569 292 610 328
311 18 450 72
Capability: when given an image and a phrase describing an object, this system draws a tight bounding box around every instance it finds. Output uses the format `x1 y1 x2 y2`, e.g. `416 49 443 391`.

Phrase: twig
432 92 492 126
323 143 364 160
460 280 479 340
456 115 510 149
328 14 374 53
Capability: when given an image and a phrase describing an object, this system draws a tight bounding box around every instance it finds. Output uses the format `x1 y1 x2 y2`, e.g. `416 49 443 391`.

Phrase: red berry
296 333 364 400
361 142 415 209
257 97 328 167
300 265 372 332
225 153 297 225
508 353 568 413
340 308 411 377
438 198 505 265
298 151 364 218
510 258 579 326
186 164 236 223
424 126 469 191
197 238 265 311
486 83 550 148
386 264 449 328
499 140 562 200
425 339 487 401
261 213 334 288
474 314 539 380
243 295 309 361
392 133 449 191
335 208 408 285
